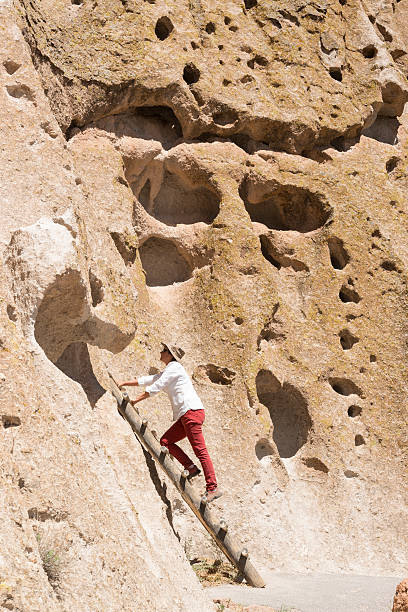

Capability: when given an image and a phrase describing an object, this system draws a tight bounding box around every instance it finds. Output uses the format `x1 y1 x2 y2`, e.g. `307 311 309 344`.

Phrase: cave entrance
139 170 220 226
255 369 311 458
139 237 193 287
240 180 332 232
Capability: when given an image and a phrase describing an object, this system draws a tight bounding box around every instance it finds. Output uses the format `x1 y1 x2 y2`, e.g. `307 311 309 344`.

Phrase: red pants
160 409 217 491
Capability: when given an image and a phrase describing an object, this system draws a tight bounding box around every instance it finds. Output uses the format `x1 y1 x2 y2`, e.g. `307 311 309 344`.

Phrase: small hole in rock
381 260 398 271
339 285 361 303
71 0 82 4
386 157 399 173
329 67 343 82
213 108 238 126
355 434 365 446
329 377 363 396
235 317 244 325
344 470 358 478
3 60 20 75
224 16 231 25
191 41 199 49
369 354 377 363
155 16 174 40
302 457 329 473
260 236 281 269
361 45 377 58
348 405 362 417
7 304 17 322
183 63 200 85
244 0 257 8
377 23 393 42
2 415 21 428
328 237 349 269
339 329 359 350
194 364 236 385
205 22 216 34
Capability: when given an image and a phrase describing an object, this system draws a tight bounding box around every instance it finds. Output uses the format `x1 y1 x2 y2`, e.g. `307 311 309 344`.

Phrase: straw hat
161 342 185 362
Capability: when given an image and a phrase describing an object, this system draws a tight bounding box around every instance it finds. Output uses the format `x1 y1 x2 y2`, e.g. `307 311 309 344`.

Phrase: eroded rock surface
1 0 407 608
393 579 408 612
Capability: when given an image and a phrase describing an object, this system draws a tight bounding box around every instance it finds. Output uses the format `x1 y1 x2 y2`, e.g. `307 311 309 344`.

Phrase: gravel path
206 571 403 612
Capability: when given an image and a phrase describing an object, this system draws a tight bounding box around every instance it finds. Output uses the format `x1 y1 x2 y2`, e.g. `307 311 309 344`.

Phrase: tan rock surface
393 579 408 612
1 0 408 609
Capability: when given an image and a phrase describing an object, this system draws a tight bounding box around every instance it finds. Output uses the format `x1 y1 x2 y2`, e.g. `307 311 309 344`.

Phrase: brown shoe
201 488 223 504
187 466 201 480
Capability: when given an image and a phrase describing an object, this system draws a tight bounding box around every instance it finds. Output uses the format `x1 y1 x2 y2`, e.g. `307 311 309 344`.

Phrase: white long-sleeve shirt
138 361 204 421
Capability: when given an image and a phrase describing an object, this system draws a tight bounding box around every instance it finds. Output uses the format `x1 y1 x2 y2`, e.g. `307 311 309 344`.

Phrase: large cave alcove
138 170 220 226
34 269 133 404
239 180 332 232
255 369 312 458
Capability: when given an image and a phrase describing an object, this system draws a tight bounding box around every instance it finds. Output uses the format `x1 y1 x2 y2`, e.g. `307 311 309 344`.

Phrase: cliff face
1 0 408 608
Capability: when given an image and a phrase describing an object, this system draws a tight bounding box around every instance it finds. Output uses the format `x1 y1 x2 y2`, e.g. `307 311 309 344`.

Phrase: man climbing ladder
119 342 222 504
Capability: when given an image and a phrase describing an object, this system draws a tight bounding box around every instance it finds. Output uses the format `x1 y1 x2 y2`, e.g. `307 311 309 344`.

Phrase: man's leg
160 419 195 469
181 409 217 491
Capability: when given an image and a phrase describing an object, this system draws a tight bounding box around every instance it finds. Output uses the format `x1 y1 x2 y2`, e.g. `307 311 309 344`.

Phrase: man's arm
118 373 161 388
118 378 139 388
130 391 150 406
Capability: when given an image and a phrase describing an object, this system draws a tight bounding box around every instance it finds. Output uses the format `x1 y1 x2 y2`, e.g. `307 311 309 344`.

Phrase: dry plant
32 517 68 594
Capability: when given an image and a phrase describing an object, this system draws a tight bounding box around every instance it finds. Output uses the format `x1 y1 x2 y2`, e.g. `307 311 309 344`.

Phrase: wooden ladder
107 371 265 588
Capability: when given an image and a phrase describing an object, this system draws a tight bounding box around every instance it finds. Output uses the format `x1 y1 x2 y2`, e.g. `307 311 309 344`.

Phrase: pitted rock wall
1 0 408 608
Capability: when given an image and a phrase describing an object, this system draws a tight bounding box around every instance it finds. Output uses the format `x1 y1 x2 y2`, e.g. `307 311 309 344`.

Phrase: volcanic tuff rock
1 0 408 609
393 579 408 612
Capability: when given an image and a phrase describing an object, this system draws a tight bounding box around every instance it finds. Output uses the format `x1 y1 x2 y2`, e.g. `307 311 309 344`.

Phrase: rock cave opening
93 106 182 150
339 284 361 303
362 116 400 145
329 377 363 397
139 237 193 286
155 16 174 41
193 364 236 385
34 269 132 403
183 63 200 85
2 415 21 428
348 405 362 417
255 369 312 458
339 329 359 350
327 237 349 269
259 235 308 272
138 170 220 225
301 457 329 473
361 45 377 59
259 235 281 269
239 180 332 232
329 67 343 82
